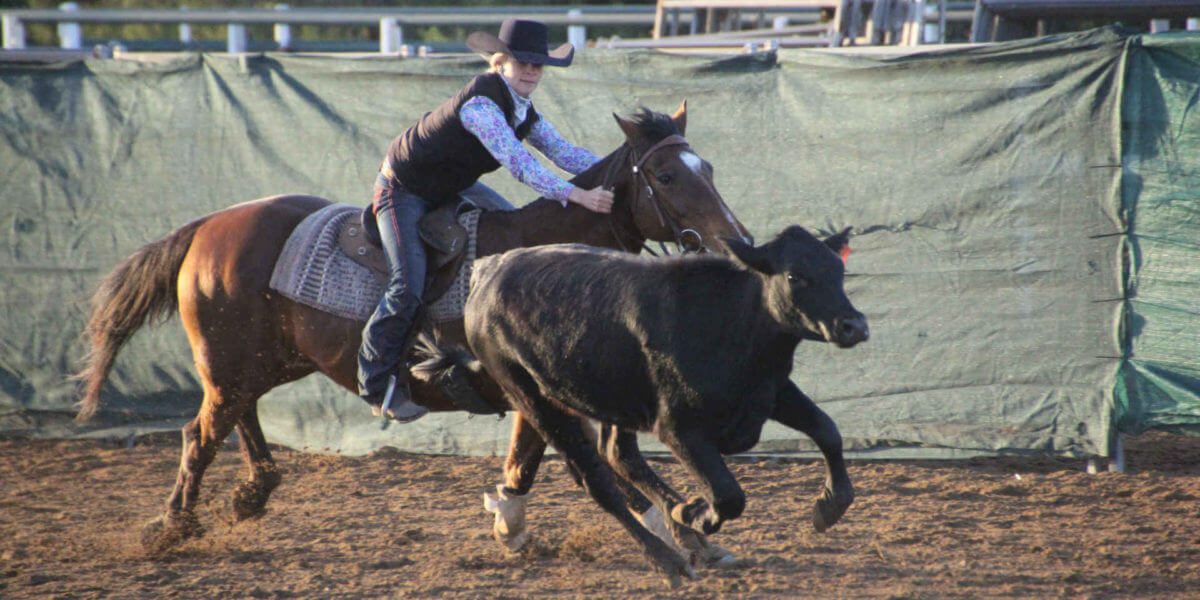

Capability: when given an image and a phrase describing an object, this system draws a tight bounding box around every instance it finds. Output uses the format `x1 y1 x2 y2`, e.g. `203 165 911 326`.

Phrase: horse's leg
599 425 737 568
484 415 546 550
229 405 282 521
143 234 308 550
143 379 245 552
657 427 745 536
505 390 693 587
771 381 853 532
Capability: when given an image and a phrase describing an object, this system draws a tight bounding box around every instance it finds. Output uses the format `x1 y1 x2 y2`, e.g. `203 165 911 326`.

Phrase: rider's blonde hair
487 52 511 72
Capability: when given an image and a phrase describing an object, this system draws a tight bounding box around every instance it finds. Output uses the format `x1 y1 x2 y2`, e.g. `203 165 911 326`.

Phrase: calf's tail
74 218 207 422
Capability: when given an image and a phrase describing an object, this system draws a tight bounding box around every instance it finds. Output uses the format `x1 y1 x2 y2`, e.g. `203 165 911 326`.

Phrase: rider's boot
372 372 427 423
359 294 429 424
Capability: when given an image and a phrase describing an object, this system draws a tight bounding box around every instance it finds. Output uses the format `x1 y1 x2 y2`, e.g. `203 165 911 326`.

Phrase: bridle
602 134 708 256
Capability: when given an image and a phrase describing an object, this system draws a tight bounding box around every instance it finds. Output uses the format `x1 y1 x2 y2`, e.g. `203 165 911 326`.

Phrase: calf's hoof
696 540 739 569
645 538 696 590
670 497 722 535
811 484 854 533
141 511 203 553
652 511 734 571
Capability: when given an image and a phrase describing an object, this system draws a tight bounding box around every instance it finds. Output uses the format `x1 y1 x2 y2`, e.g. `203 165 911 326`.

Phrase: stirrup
376 374 428 427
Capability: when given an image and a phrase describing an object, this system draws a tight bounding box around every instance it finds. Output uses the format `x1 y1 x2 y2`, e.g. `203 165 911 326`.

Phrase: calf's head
726 226 868 348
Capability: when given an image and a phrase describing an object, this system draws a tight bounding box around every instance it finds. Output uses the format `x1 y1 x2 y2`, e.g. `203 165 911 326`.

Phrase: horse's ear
613 112 642 143
671 100 687 135
824 227 853 263
726 237 775 275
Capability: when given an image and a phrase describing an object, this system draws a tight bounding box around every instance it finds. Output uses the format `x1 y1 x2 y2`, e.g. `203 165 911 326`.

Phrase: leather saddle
338 202 473 306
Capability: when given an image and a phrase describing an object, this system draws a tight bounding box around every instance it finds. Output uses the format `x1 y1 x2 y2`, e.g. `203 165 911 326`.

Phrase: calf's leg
600 425 736 567
659 428 745 535
771 381 854 532
500 383 693 587
484 416 704 558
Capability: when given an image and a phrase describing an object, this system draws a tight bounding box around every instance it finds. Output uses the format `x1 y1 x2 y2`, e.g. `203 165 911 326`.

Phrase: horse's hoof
141 512 203 553
812 485 853 533
494 527 530 552
231 481 268 521
484 486 529 552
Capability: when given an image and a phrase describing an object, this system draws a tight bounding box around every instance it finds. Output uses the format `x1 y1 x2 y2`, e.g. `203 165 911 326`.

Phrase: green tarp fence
1117 34 1200 438
2 27 1197 458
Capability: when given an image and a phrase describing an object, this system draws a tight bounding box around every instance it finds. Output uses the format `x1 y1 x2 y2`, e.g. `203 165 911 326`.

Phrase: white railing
1 4 662 54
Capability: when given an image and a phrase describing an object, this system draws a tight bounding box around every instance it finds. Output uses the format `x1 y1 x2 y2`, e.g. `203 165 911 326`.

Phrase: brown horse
75 102 753 552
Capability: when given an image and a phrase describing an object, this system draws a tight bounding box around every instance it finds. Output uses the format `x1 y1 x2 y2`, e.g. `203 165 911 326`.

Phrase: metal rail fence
1 4 669 55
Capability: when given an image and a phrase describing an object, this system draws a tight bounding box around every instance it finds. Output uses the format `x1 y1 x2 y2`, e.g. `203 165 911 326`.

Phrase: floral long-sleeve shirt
459 93 600 205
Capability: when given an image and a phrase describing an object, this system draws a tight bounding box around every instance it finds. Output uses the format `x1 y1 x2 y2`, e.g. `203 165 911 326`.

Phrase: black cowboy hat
466 19 574 67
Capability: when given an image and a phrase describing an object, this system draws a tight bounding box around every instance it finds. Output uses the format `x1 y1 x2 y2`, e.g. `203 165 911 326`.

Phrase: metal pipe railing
1 4 662 54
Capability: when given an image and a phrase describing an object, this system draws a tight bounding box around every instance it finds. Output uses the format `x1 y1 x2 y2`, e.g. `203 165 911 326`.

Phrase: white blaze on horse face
680 151 703 175
678 151 750 245
681 151 751 245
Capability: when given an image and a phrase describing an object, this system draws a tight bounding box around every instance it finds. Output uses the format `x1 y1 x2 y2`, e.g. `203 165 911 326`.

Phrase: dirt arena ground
1 430 1197 599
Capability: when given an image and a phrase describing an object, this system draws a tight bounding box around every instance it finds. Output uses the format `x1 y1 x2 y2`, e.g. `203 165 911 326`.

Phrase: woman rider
359 19 615 422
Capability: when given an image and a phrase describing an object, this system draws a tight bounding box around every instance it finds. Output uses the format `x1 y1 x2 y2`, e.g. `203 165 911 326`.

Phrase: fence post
922 0 947 45
902 0 925 46
567 9 586 51
380 17 402 54
228 23 247 53
274 4 291 51
2 15 25 49
179 7 192 45
58 2 82 49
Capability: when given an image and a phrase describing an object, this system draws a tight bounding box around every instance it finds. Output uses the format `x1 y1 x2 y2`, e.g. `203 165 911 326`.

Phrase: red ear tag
838 245 851 263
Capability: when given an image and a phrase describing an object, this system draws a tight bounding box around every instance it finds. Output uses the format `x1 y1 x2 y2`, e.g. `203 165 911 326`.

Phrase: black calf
462 226 868 585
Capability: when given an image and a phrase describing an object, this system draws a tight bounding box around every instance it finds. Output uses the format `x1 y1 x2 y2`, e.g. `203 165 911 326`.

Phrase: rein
601 134 705 256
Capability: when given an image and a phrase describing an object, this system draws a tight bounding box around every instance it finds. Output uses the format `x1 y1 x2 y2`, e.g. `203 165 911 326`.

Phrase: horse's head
610 102 753 254
726 226 868 348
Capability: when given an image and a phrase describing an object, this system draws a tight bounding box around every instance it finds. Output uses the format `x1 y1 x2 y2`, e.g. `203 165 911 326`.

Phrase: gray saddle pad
269 203 480 323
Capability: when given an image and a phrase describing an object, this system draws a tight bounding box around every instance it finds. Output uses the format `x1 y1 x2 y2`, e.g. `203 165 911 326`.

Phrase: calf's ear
824 227 853 263
725 237 776 274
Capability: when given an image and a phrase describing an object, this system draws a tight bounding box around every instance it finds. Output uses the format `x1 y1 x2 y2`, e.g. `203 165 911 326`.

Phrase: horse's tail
410 333 506 415
74 218 208 422
410 332 483 383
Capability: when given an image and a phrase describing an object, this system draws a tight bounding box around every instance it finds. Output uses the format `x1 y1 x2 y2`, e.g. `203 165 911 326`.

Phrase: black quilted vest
384 72 540 204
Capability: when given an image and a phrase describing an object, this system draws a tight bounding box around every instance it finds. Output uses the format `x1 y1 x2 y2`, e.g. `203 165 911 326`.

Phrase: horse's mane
568 108 681 191
625 107 682 143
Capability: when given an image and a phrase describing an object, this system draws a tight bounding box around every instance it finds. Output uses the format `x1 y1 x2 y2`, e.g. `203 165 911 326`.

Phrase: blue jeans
356 177 514 401
460 181 515 211
357 175 431 402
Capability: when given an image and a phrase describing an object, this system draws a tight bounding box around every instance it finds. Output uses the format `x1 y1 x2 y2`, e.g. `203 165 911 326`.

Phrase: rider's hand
567 186 614 214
